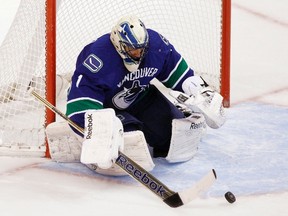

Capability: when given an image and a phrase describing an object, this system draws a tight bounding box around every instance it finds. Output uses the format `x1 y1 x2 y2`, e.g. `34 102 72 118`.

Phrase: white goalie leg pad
46 121 82 162
81 108 124 169
170 89 226 129
93 130 155 176
46 122 154 176
166 113 206 163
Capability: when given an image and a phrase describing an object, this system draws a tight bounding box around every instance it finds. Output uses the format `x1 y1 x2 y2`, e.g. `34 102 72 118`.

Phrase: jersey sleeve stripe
67 97 103 105
161 57 183 83
66 98 103 117
170 67 190 89
162 58 189 88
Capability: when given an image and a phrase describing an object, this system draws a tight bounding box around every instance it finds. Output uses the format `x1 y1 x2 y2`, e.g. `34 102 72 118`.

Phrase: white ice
0 0 288 215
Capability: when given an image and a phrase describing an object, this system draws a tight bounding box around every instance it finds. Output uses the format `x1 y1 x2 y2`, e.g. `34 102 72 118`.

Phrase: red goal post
221 0 231 108
46 0 56 157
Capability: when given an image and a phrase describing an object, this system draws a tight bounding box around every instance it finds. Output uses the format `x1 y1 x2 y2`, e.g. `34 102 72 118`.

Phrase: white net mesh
0 0 46 156
0 0 225 156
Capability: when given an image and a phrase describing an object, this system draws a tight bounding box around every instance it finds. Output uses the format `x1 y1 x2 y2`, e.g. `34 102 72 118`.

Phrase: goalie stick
31 90 217 208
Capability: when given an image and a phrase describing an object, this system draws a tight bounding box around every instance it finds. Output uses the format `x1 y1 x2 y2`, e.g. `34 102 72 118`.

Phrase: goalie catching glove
170 75 226 129
81 108 124 169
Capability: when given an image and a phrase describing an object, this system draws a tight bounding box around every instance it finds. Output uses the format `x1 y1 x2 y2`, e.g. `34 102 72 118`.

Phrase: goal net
0 0 230 157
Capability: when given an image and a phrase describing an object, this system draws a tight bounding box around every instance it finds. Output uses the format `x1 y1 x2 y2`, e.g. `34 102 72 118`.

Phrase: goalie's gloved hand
182 75 208 98
170 75 226 129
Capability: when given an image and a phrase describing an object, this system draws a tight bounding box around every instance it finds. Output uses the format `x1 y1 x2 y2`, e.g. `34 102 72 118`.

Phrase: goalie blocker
81 109 124 169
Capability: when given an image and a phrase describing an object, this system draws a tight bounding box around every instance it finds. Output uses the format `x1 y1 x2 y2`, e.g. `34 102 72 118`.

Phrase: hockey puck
224 191 236 203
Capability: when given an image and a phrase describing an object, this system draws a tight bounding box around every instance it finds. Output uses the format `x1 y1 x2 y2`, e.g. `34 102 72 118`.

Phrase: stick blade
178 169 217 205
163 169 216 208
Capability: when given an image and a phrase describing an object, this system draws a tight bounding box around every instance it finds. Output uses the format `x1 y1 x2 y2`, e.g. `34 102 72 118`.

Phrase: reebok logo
86 114 93 139
116 155 167 198
190 122 206 130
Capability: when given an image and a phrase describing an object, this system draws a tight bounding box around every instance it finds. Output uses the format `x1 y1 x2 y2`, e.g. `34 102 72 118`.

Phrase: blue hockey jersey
66 29 194 129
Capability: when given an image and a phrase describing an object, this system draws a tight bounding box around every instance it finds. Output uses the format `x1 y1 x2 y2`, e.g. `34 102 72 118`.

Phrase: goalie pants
116 85 185 157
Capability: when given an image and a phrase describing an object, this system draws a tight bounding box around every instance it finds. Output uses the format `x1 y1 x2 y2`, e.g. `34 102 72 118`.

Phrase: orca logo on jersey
113 80 146 109
83 54 103 73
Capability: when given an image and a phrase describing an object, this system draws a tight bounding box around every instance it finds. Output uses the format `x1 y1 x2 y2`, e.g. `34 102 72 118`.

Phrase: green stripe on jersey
163 58 189 88
66 99 103 116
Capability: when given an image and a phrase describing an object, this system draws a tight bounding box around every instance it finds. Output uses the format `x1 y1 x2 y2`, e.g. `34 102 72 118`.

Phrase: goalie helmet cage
0 0 231 157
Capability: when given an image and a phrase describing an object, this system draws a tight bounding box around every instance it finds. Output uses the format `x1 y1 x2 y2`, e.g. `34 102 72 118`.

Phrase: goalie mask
110 16 149 72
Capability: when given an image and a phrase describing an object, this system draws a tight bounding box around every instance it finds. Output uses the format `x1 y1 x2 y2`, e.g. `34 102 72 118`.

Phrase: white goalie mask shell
110 15 149 72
